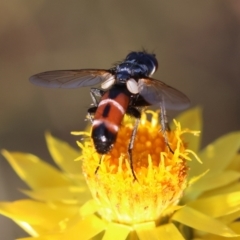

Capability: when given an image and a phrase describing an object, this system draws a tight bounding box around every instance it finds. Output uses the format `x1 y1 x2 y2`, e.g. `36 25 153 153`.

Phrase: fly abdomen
91 121 118 154
91 86 130 154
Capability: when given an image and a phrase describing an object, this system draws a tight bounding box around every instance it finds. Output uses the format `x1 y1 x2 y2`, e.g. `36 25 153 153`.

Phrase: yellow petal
229 222 240 235
187 169 209 187
79 199 100 217
186 170 240 200
0 200 77 235
227 154 240 172
21 186 91 204
194 222 240 240
1 150 73 190
201 182 240 199
162 204 185 216
189 132 240 179
62 214 106 240
172 106 202 153
172 206 239 237
134 222 156 240
15 219 43 237
152 223 185 240
102 222 131 240
187 191 240 218
45 132 82 180
17 234 62 240
219 209 240 225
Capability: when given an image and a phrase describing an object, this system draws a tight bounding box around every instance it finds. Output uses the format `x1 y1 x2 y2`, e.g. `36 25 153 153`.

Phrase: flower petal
0 200 77 235
15 220 44 237
172 206 239 237
193 222 240 240
79 199 100 217
189 132 240 179
187 191 240 218
227 154 240 172
17 234 62 240
148 223 185 240
172 106 202 153
19 215 106 240
185 170 240 200
229 222 240 235
62 214 106 240
21 186 91 204
45 132 82 180
1 150 73 190
134 222 156 240
102 222 131 240
220 209 240 225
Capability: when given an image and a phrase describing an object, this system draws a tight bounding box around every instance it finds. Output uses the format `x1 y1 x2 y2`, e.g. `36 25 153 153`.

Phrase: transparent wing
29 69 113 88
138 77 190 110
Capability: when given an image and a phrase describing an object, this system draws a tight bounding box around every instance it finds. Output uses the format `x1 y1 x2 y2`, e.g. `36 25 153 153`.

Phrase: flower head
76 111 195 225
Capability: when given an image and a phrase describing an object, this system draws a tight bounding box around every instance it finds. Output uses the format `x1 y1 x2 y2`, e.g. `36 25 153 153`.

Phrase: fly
29 51 190 181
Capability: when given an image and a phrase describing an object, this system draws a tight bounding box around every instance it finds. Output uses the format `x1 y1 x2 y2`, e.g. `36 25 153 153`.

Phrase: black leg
90 88 105 103
160 103 174 154
95 155 104 175
88 88 104 123
126 107 141 181
89 88 106 174
128 118 140 182
87 106 97 123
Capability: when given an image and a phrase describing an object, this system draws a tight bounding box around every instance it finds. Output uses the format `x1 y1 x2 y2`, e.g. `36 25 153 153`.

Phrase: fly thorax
115 63 132 82
131 64 148 78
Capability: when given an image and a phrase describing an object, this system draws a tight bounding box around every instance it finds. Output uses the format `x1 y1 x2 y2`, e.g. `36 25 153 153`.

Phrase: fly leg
126 107 141 181
87 106 97 123
88 88 106 175
90 88 105 104
160 103 174 154
88 88 105 123
87 105 103 175
95 155 104 175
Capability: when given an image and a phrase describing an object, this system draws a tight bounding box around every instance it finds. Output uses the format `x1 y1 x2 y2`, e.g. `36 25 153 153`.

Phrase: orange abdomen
91 86 131 154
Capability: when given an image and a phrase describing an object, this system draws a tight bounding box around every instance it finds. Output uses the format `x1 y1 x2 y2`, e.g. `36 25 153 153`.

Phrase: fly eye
127 78 139 94
101 76 115 89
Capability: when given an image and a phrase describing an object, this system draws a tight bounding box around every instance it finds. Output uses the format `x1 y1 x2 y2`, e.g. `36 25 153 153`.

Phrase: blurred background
0 0 240 238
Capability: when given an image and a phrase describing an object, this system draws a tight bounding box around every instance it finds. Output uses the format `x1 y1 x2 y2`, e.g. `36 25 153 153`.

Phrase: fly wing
138 77 190 110
29 69 113 88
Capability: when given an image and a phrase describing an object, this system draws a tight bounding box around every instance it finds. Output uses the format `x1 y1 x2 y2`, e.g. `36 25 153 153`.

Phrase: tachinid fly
29 51 190 180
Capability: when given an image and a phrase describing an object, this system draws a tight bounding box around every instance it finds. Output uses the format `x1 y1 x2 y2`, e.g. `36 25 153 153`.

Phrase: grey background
0 1 240 239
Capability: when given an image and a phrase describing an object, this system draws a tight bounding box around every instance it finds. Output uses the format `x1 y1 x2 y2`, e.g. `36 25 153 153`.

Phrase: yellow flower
0 108 240 240
76 111 197 225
